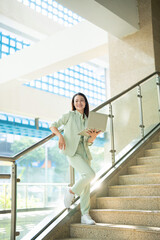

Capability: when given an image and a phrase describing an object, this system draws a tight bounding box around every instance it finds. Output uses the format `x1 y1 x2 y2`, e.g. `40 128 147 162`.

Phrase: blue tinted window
17 0 82 26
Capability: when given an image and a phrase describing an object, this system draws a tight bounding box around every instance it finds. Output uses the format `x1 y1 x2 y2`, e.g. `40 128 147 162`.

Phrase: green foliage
10 136 69 183
0 186 11 209
11 137 45 167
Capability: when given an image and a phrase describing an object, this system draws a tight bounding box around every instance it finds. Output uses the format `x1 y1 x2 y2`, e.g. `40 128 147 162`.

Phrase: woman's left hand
87 129 101 143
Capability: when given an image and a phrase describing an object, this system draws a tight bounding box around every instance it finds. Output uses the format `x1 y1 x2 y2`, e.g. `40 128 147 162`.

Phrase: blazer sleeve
49 112 70 129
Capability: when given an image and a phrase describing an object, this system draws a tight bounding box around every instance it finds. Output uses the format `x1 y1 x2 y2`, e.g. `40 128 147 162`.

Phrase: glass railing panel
15 138 70 239
0 163 12 240
11 135 47 155
91 105 112 177
112 88 141 159
141 77 159 135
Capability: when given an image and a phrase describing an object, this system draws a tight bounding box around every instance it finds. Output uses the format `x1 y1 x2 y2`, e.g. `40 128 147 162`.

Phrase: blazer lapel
74 111 82 132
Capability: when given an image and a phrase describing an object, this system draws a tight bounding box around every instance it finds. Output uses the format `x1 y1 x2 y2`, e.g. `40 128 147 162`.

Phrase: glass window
70 85 74 91
30 2 36 9
49 78 53 84
42 83 48 90
36 81 41 88
49 85 53 92
8 116 14 122
65 83 69 89
36 5 41 12
75 79 79 85
23 0 30 6
59 88 64 95
80 74 84 80
10 48 16 54
2 36 9 44
2 45 9 53
54 79 58 86
54 87 58 93
10 39 15 47
15 118 21 123
36 0 41 4
30 81 35 87
59 81 64 88
16 42 22 49
65 90 70 96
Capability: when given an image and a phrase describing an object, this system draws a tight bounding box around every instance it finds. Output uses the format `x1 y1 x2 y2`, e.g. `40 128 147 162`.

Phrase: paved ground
0 209 56 240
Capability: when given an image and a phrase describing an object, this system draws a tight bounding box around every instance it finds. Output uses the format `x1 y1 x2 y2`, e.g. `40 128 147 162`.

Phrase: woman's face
74 95 86 113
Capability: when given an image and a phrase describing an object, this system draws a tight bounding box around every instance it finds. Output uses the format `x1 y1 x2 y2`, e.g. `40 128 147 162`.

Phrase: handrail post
109 103 116 165
137 85 145 138
11 162 17 240
4 184 7 210
156 74 160 120
69 166 75 187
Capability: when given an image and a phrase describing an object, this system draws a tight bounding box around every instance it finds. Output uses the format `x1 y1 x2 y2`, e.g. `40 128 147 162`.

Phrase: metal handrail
0 71 159 162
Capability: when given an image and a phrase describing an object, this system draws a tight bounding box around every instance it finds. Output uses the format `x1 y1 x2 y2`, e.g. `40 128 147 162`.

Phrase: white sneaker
64 187 74 208
81 214 95 225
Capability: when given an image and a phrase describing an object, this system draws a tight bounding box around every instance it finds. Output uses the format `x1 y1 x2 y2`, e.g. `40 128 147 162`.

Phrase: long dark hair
71 92 89 117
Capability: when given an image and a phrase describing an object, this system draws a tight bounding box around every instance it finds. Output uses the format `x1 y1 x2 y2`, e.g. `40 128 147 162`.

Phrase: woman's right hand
58 135 66 150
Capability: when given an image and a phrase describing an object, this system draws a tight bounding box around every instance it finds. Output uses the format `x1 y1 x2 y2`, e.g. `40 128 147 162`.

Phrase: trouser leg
80 183 90 215
68 154 95 196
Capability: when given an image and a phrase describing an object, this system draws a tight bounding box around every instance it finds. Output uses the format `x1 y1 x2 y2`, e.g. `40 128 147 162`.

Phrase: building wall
108 0 155 97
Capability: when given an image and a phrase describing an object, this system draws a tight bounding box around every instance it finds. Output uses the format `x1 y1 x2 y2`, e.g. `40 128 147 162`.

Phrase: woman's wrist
88 136 95 143
58 133 63 138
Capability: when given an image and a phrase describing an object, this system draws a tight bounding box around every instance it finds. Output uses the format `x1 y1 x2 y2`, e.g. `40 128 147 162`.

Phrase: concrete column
108 0 155 97
151 0 160 72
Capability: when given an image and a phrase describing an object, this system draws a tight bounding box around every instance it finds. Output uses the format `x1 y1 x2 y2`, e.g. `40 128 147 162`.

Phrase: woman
50 92 100 225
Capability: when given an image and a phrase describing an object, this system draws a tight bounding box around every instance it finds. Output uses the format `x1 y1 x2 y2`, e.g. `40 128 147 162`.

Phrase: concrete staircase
57 139 160 240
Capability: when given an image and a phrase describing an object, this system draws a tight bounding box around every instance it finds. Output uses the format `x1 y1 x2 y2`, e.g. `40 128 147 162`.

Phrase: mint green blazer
50 110 92 159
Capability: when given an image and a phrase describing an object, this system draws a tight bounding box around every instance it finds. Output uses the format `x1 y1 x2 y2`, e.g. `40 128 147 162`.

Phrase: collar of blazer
75 110 87 119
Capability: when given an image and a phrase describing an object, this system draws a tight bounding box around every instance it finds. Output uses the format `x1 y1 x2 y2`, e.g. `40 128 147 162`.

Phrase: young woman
50 92 100 225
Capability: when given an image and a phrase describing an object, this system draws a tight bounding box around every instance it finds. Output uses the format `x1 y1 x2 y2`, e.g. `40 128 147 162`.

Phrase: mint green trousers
67 139 95 215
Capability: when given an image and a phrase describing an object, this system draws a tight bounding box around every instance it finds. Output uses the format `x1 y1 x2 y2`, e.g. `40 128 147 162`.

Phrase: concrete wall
108 0 155 98
151 0 160 72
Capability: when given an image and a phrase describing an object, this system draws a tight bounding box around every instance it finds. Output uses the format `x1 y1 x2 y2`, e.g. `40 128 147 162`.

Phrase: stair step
96 196 160 210
128 164 160 174
90 209 160 227
70 223 160 240
119 173 160 185
137 156 160 165
152 142 160 149
108 184 160 196
145 149 160 157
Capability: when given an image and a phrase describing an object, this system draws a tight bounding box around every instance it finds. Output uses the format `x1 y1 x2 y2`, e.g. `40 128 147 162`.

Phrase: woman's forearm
50 126 66 150
50 126 62 138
